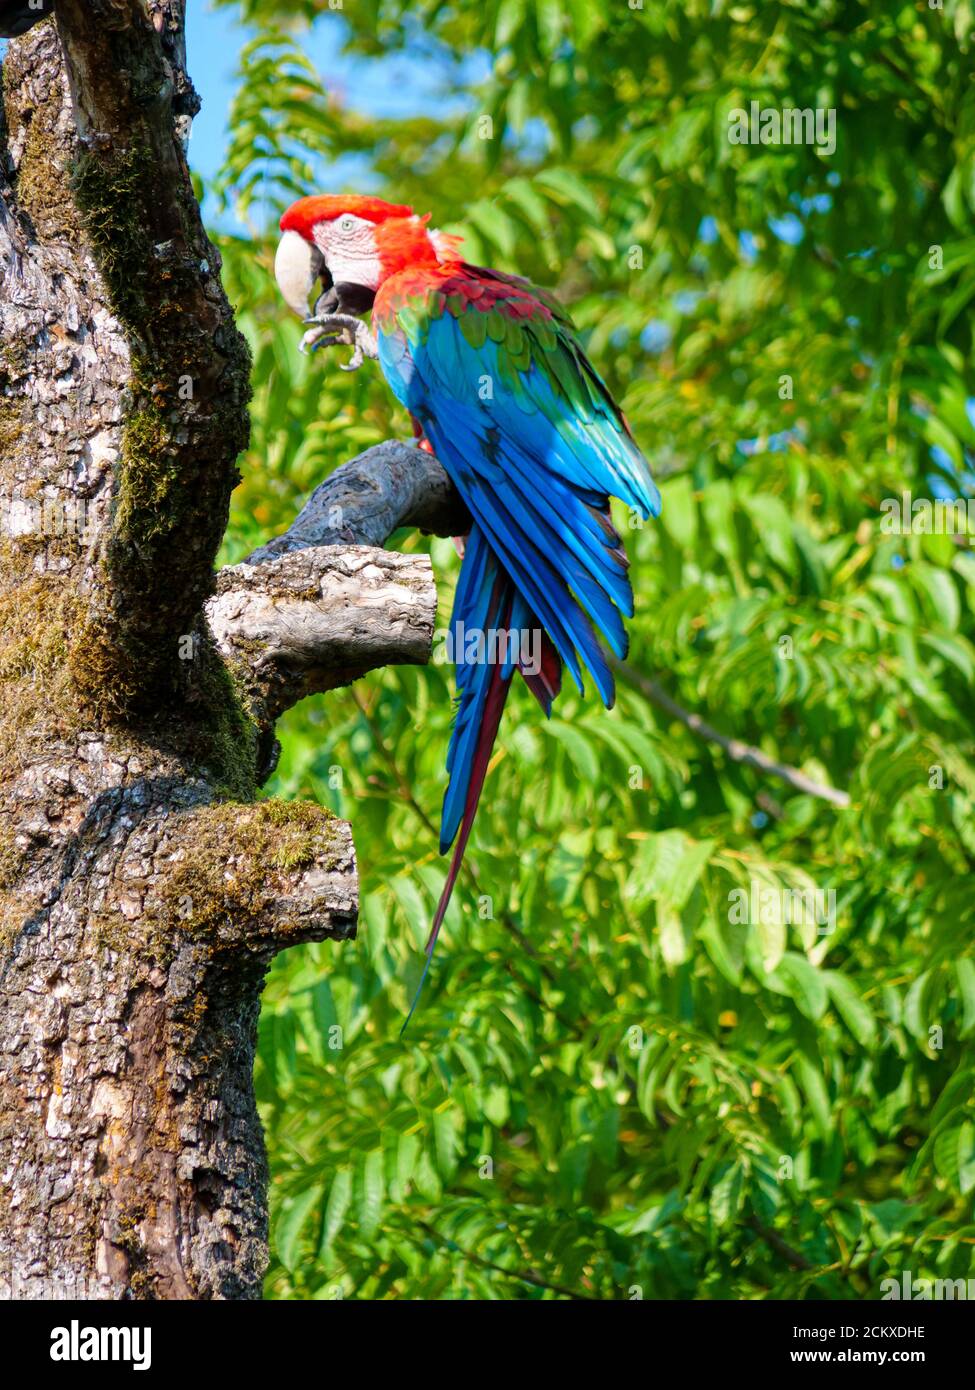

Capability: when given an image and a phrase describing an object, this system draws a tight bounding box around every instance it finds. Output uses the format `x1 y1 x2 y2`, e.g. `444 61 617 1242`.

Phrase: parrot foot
300 313 378 371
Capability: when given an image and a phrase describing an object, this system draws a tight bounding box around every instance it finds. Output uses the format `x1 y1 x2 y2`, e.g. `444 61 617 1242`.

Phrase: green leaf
657 898 689 968
955 959 975 1038
545 718 602 782
393 1133 420 1204
467 200 518 260
825 971 877 1046
277 1185 322 1272
659 474 698 549
773 953 828 1021
794 1054 831 1138
434 1108 462 1182
320 1167 353 1259
390 875 429 950
357 1150 385 1241
710 1162 745 1226
534 167 601 218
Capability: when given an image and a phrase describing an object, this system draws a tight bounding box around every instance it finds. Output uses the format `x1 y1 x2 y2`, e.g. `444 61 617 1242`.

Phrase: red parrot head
274 194 459 317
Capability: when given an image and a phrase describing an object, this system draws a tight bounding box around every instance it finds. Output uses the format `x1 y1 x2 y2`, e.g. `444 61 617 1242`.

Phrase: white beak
274 229 325 318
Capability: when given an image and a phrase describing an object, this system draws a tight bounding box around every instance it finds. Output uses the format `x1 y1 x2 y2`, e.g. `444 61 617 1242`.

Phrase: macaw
275 195 660 1018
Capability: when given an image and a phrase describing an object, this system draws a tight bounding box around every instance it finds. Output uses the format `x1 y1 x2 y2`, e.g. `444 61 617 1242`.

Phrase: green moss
66 616 144 722
71 145 154 328
0 342 28 382
93 799 340 959
0 55 260 852
0 544 258 816
0 552 89 960
72 149 203 550
0 558 86 786
0 416 22 451
159 798 338 933
0 363 26 454
182 636 260 800
18 114 79 242
113 403 179 540
0 826 23 890
3 38 82 245
0 895 19 955
65 620 259 798
69 141 251 715
0 881 42 955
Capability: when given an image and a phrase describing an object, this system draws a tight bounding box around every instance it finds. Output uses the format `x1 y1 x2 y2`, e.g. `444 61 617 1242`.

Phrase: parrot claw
299 328 342 355
300 313 378 371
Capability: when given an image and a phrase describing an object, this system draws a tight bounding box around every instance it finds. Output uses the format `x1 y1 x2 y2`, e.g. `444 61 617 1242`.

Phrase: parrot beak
274 229 326 318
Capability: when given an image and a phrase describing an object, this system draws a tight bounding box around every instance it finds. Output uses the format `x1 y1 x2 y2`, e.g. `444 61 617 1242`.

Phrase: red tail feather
520 629 562 715
401 616 514 1034
424 658 512 957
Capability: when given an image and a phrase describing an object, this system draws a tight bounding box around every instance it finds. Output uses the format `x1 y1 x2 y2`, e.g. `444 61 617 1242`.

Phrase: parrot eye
337 215 357 234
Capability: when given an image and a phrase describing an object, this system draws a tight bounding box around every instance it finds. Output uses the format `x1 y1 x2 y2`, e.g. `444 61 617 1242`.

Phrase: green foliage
209 0 975 1298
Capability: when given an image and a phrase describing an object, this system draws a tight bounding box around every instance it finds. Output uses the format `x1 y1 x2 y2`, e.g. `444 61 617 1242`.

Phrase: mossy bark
0 9 360 1300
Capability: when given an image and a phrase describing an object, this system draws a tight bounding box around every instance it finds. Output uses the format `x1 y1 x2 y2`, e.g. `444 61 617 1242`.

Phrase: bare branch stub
206 441 465 738
206 544 438 728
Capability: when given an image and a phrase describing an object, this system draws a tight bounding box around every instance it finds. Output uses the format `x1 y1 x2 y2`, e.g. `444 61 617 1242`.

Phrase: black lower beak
313 279 377 319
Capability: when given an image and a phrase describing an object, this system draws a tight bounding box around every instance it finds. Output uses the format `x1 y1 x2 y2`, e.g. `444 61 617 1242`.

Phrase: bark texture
206 441 465 764
0 11 457 1299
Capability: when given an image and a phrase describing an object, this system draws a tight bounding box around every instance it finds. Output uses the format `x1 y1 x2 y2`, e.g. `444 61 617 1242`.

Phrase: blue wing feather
378 315 641 704
441 523 512 850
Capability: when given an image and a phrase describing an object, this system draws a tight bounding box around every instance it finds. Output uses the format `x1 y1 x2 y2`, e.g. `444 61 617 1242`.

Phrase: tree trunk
0 7 458 1300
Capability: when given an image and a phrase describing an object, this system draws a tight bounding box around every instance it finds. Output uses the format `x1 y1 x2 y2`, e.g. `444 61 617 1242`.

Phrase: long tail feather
402 524 529 1032
428 651 511 955
400 633 556 1034
402 608 513 1033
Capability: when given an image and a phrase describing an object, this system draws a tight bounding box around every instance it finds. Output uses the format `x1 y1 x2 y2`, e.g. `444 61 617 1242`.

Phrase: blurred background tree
198 0 975 1297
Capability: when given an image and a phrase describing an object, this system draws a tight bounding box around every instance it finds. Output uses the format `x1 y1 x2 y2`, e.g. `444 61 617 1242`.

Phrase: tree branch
415 1220 597 1301
207 545 437 728
746 1215 814 1272
615 663 851 808
1 788 356 1300
144 798 357 954
244 440 468 562
205 442 465 738
49 0 251 709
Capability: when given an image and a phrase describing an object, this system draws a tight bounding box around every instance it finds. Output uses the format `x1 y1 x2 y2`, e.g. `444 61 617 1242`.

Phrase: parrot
274 195 661 1023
